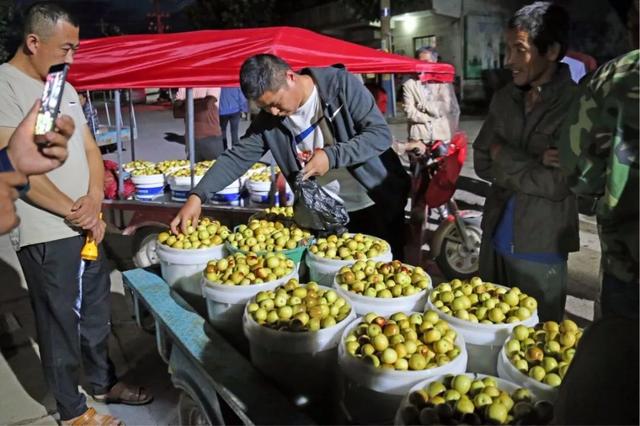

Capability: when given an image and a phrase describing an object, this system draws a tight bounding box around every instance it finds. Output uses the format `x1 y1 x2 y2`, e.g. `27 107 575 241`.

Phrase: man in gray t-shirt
0 3 151 424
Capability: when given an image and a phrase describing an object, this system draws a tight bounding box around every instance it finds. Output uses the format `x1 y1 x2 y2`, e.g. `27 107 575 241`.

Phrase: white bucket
157 243 226 299
131 174 165 201
168 175 203 202
338 315 468 424
496 344 558 402
210 179 243 205
247 179 293 205
333 269 431 317
424 290 539 376
394 373 524 425
306 235 393 287
242 285 357 413
201 269 299 338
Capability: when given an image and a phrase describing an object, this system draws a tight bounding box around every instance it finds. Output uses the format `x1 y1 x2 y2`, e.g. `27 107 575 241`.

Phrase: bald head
23 2 78 41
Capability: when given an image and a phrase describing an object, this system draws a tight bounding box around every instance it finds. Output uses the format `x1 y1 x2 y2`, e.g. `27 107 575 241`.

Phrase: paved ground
0 103 601 425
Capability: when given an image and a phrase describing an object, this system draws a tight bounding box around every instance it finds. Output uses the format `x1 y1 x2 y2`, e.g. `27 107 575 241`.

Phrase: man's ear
23 34 40 55
546 42 562 62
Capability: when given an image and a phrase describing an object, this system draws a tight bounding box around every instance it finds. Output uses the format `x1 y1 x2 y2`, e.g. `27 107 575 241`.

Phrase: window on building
413 35 436 53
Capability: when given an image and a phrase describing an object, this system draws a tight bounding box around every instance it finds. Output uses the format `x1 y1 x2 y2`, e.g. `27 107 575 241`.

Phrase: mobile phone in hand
34 63 70 145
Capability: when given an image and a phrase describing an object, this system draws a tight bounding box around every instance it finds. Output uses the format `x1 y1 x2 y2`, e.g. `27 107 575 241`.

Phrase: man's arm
403 80 436 125
472 98 500 182
0 126 75 217
322 72 392 169
559 78 607 198
189 126 268 203
491 144 572 201
24 174 75 216
65 125 103 230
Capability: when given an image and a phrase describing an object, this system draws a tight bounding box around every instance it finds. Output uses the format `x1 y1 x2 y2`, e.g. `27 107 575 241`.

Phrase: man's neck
298 74 315 107
8 51 42 82
530 62 558 90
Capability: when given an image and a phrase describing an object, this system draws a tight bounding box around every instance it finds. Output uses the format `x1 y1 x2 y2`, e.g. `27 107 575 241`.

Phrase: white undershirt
285 87 374 212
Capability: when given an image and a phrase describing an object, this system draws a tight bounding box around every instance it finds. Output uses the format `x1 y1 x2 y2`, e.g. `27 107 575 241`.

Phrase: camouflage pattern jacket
560 50 639 282
474 64 580 255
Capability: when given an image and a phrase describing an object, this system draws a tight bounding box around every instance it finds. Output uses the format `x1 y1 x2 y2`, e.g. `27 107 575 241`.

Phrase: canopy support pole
115 90 124 200
186 88 196 190
128 89 136 161
104 91 111 126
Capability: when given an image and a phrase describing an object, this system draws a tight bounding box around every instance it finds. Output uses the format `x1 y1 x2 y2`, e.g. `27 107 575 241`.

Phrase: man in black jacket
171 54 410 258
473 2 579 321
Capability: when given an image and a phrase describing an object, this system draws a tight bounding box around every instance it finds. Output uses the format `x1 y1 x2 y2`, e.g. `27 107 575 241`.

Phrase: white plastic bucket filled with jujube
167 174 203 202
210 179 243 205
496 344 559 402
337 312 468 425
394 372 548 426
131 173 165 201
333 261 431 317
242 282 356 417
156 242 226 299
201 254 299 338
306 233 393 287
425 279 539 376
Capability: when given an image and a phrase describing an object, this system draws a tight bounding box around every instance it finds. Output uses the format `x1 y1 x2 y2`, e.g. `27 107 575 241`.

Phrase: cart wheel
179 391 212 426
132 226 164 268
435 223 482 279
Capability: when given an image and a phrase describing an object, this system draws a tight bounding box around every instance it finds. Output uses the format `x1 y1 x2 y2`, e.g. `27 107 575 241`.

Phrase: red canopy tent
68 26 454 90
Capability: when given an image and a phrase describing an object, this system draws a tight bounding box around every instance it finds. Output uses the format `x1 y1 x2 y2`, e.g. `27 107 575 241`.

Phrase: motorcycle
407 132 483 279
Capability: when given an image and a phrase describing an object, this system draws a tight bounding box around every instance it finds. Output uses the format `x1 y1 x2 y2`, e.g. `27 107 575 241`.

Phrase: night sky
13 0 196 38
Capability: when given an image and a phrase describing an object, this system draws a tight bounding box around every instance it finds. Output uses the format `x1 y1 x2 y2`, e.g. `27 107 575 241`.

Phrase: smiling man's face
504 28 557 88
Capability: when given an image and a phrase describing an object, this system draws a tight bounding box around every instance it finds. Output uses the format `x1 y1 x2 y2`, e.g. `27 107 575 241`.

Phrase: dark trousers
348 204 406 261
479 237 567 322
220 112 241 149
195 135 225 161
601 273 639 319
17 236 116 420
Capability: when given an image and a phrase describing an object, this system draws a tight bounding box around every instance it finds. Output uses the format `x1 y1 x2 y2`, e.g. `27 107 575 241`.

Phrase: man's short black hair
23 1 79 40
240 54 292 101
508 1 569 61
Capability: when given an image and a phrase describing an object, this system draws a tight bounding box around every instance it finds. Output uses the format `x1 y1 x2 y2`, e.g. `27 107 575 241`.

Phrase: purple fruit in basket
533 400 554 424
461 412 482 425
401 405 420 425
512 401 534 419
437 402 454 420
418 407 440 425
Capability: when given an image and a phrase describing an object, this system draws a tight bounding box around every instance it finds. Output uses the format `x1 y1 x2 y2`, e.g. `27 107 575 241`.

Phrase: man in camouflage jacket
560 49 639 319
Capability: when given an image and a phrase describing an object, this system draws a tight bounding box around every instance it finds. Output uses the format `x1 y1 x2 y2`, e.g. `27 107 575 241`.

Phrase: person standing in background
174 87 224 160
218 86 247 149
402 46 460 156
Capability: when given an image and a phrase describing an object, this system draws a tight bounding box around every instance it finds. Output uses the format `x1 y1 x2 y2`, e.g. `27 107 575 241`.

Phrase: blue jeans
601 273 639 320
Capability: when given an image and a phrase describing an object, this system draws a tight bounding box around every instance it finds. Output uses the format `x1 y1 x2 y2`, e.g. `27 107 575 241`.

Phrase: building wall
392 0 520 101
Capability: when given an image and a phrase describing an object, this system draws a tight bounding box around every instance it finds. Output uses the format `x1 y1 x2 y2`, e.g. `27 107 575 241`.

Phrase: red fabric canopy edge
68 27 454 90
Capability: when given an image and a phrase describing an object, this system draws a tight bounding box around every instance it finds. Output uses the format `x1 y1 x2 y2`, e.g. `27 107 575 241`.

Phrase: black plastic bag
292 173 349 236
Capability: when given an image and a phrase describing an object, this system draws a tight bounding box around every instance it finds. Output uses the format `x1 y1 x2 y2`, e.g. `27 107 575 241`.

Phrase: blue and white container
168 175 203 202
246 179 293 205
131 174 165 201
210 179 243 206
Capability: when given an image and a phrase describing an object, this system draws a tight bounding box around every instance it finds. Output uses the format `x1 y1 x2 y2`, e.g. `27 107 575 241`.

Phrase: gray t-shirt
0 63 90 247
